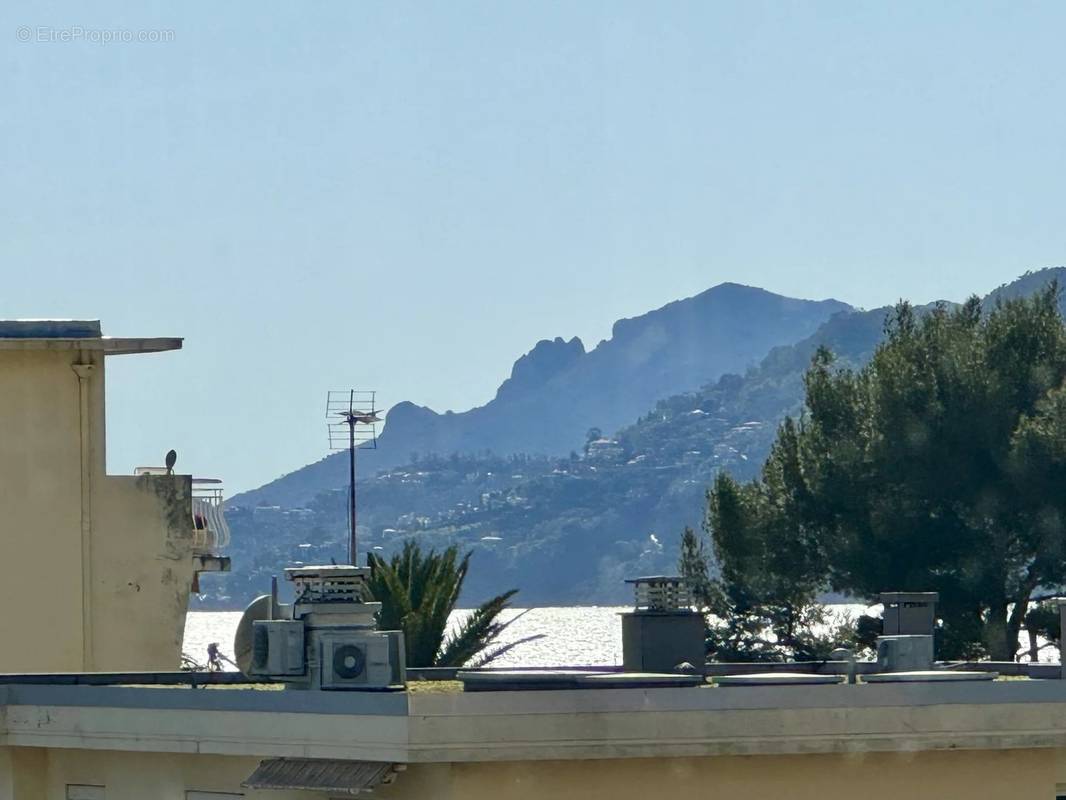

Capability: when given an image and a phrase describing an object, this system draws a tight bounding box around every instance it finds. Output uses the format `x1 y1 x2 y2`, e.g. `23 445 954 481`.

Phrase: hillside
200 269 1066 610
206 302 880 607
233 283 850 508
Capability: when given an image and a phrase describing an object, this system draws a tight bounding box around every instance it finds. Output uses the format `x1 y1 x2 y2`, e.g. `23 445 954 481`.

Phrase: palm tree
366 541 539 668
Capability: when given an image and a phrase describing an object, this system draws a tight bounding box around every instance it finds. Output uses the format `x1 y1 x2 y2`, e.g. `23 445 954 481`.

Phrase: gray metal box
876 634 934 672
317 630 405 690
881 592 938 636
621 611 705 673
251 619 306 677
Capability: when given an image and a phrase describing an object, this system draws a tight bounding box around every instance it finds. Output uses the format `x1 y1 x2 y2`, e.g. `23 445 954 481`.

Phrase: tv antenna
326 390 380 566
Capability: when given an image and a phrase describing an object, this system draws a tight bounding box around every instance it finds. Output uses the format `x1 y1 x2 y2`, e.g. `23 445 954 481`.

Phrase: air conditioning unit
319 631 405 690
250 620 306 677
234 566 405 691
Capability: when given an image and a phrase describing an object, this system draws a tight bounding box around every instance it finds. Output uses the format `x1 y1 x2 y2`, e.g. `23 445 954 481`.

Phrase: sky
2 1 1066 493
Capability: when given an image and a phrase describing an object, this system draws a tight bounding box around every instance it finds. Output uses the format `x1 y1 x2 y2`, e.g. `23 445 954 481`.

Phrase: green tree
366 541 535 668
678 526 714 611
681 475 854 662
706 287 1066 660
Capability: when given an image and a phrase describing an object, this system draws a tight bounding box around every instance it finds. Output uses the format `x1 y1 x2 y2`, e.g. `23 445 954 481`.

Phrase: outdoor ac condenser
251 620 306 677
235 566 406 691
318 631 405 690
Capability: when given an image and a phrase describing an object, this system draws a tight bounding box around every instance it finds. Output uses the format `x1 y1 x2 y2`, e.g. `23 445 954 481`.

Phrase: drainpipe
72 359 95 670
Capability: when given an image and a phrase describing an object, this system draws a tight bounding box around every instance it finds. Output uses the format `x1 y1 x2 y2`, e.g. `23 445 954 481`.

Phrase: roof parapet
0 319 101 338
0 319 180 355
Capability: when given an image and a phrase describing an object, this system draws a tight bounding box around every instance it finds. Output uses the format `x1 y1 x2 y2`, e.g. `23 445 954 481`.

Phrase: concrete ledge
7 680 1066 764
0 337 181 354
405 688 1066 762
193 554 232 573
0 687 409 762
0 685 408 715
408 678 1066 715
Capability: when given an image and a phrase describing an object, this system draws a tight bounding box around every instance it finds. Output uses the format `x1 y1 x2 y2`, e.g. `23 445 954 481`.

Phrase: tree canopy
699 286 1066 660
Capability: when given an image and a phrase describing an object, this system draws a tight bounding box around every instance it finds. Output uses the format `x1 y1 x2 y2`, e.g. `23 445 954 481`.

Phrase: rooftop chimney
881 592 938 636
620 576 705 673
877 592 939 672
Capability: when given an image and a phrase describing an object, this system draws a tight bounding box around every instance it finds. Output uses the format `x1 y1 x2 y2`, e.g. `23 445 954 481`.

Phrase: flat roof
0 320 181 355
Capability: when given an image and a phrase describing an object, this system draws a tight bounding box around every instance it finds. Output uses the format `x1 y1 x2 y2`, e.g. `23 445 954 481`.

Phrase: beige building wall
0 342 199 673
0 349 88 670
434 749 1059 800
0 750 319 800
0 749 46 800
0 746 1063 800
91 475 197 671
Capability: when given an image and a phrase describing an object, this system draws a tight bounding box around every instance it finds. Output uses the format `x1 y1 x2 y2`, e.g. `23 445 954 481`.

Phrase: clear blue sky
2 1 1065 493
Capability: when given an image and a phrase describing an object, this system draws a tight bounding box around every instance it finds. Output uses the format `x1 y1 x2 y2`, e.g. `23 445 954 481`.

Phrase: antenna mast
326 390 380 565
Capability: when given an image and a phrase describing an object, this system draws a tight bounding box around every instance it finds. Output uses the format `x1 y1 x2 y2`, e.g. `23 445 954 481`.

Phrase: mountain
207 303 881 608
233 284 850 508
201 269 1066 611
984 267 1066 306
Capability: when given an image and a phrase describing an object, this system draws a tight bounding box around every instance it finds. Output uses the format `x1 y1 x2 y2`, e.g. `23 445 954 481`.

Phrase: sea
183 603 931 669
184 604 1060 669
183 606 631 669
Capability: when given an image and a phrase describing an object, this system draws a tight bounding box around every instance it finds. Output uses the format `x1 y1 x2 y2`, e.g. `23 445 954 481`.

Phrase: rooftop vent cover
625 576 692 612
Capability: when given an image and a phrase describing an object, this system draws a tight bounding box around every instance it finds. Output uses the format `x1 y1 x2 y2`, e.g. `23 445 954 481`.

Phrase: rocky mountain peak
496 336 586 400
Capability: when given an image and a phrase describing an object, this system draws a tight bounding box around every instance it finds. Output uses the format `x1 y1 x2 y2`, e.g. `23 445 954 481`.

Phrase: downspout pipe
72 359 95 670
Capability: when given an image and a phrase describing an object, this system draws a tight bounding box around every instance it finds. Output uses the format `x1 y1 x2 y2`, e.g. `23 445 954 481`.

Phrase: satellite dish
233 594 272 676
165 449 177 474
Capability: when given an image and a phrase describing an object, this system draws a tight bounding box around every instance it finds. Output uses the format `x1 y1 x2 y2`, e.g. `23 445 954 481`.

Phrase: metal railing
192 480 230 552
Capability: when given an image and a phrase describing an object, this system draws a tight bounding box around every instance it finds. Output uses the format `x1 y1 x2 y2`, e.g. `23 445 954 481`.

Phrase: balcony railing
192 479 230 552
134 468 231 554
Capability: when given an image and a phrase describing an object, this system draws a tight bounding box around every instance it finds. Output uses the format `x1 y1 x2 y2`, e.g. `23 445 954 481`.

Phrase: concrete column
72 359 95 671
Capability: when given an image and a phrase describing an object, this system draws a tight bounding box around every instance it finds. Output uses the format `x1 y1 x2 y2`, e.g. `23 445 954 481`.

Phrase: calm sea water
183 607 630 669
184 604 880 669
183 604 1058 669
